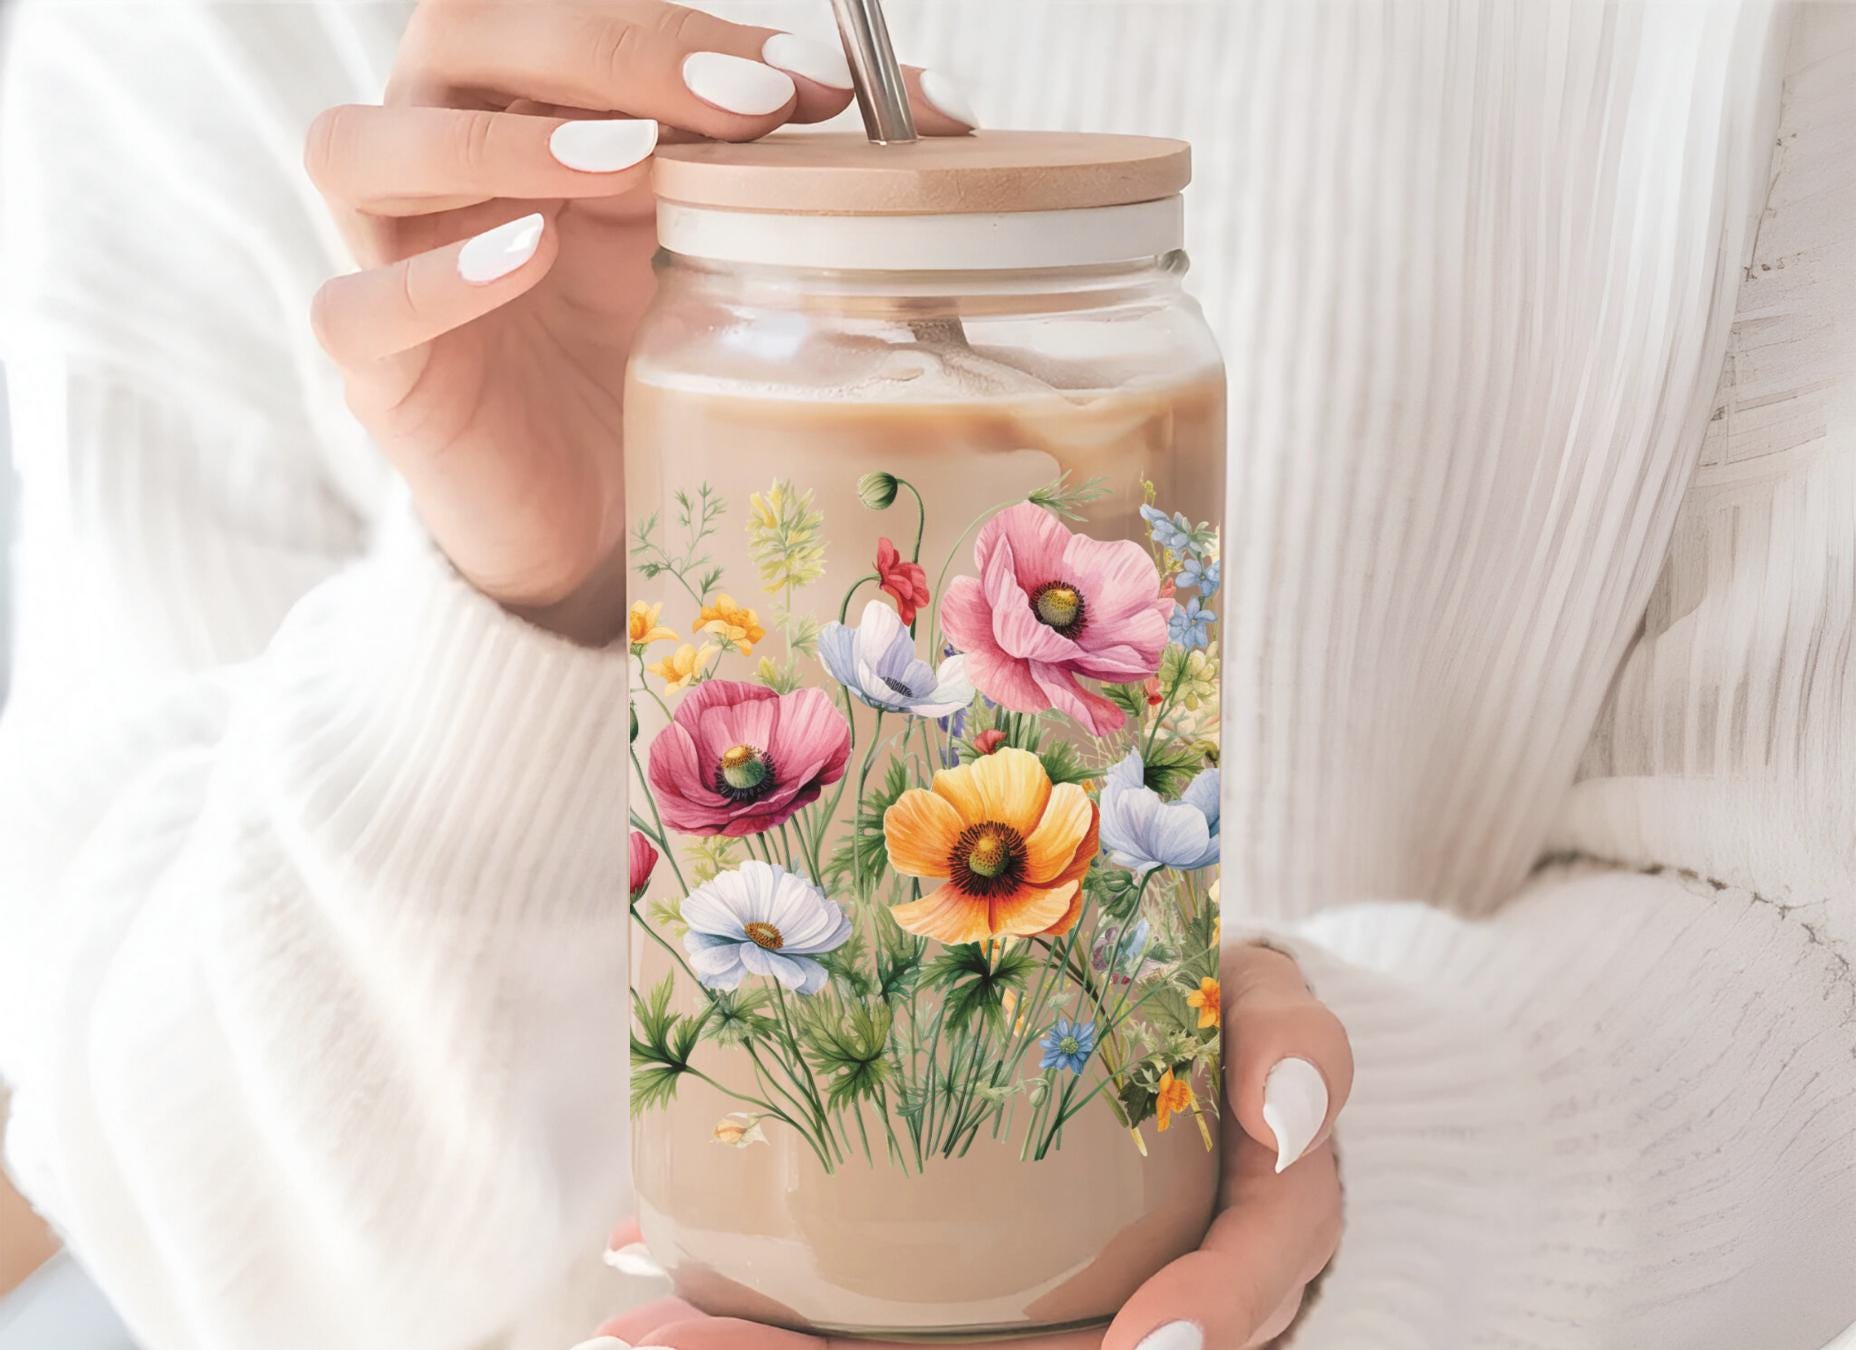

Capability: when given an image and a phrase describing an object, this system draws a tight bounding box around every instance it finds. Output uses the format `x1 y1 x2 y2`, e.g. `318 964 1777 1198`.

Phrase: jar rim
655 198 1185 272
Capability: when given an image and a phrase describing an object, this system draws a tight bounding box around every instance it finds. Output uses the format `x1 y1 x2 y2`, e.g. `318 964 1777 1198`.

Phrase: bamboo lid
653 130 1192 217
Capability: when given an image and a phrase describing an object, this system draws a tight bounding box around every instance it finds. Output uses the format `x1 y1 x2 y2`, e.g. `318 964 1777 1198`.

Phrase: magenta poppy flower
941 503 1169 735
629 830 659 901
646 680 852 838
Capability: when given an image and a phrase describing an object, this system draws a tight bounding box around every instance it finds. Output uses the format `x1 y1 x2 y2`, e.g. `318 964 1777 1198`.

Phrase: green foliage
798 1000 893 1109
753 656 804 694
786 614 823 658
1142 740 1208 798
629 974 709 1115
706 987 778 1048
682 836 744 887
1177 905 1220 984
1087 865 1145 922
1026 471 1111 522
922 942 1037 1032
630 484 726 600
647 894 686 933
746 479 827 597
961 707 1094 785
875 923 927 1004
1103 682 1149 723
1117 1072 1158 1128
1034 737 1095 787
820 925 875 998
824 758 910 897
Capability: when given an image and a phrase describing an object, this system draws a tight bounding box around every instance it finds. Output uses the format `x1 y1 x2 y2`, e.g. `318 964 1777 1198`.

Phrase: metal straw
828 0 973 349
830 0 918 145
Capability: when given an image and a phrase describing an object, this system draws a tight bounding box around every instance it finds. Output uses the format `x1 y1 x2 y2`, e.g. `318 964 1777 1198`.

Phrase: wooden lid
653 130 1191 217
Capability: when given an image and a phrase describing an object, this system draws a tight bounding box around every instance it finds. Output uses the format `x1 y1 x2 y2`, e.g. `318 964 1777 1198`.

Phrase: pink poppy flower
629 830 659 900
973 728 1008 755
647 680 851 838
941 503 1169 735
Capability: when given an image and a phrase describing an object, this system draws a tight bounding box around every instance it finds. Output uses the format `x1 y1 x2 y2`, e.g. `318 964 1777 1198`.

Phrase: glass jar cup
624 132 1227 1340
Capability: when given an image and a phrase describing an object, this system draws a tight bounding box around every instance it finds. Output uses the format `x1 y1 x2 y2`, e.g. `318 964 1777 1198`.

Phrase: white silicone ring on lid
655 196 1185 271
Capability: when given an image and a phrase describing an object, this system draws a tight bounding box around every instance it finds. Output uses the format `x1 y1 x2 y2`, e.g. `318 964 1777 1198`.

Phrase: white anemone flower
682 860 851 995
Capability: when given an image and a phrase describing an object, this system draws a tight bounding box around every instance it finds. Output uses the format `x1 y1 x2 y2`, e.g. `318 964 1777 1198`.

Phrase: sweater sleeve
1270 864 1856 1350
0 7 634 1350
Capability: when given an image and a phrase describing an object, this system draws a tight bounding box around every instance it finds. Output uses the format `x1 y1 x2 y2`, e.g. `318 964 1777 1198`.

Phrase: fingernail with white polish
568 1339 629 1350
683 51 797 116
919 70 979 128
603 1241 666 1278
1134 1320 1204 1350
761 33 853 90
550 119 657 173
457 213 544 285
1262 1056 1328 1173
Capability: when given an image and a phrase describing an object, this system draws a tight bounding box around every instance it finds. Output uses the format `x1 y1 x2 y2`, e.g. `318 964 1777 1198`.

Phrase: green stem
839 574 880 623
630 909 837 1165
773 983 839 1161
851 710 887 902
627 751 690 893
897 478 928 563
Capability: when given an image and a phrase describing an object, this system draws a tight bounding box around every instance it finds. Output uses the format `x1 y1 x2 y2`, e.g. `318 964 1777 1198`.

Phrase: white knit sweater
0 3 1851 1349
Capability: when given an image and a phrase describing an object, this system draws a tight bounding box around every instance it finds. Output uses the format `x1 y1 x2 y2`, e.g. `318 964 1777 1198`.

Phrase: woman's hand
306 0 974 643
593 944 1350 1350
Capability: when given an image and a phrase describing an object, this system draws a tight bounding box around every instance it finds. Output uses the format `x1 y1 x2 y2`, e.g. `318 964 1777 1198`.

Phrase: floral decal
941 503 1170 736
884 747 1098 943
682 860 851 994
819 600 971 717
647 680 851 838
628 470 1221 1172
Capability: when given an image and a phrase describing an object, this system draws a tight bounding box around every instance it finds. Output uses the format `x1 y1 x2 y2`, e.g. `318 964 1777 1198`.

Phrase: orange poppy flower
1154 1067 1194 1133
883 748 1099 943
1186 976 1221 1029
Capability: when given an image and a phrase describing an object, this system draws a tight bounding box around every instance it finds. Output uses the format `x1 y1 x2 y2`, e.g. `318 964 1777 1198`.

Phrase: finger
594 1296 705 1341
603 1219 668 1280
903 66 981 134
1222 943 1354 1172
311 209 557 370
306 104 656 216
758 33 859 124
396 0 822 142
1104 1136 1340 1350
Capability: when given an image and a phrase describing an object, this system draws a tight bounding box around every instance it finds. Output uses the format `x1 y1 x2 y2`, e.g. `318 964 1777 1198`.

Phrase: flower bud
857 471 899 510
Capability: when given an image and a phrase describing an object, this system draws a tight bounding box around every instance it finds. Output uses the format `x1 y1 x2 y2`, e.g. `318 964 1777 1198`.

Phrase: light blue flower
1039 1015 1098 1075
820 600 972 717
1098 750 1221 875
1169 597 1216 650
1178 555 1221 598
682 861 852 995
1141 504 1193 554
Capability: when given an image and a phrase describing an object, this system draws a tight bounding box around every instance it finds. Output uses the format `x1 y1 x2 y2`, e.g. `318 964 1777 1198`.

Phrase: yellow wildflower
628 600 677 651
649 642 716 693
1186 976 1221 1029
692 594 766 654
1177 650 1219 711
1155 1067 1195 1133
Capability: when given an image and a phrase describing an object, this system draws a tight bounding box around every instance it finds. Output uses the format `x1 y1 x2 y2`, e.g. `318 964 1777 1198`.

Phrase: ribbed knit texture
0 3 1851 1349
